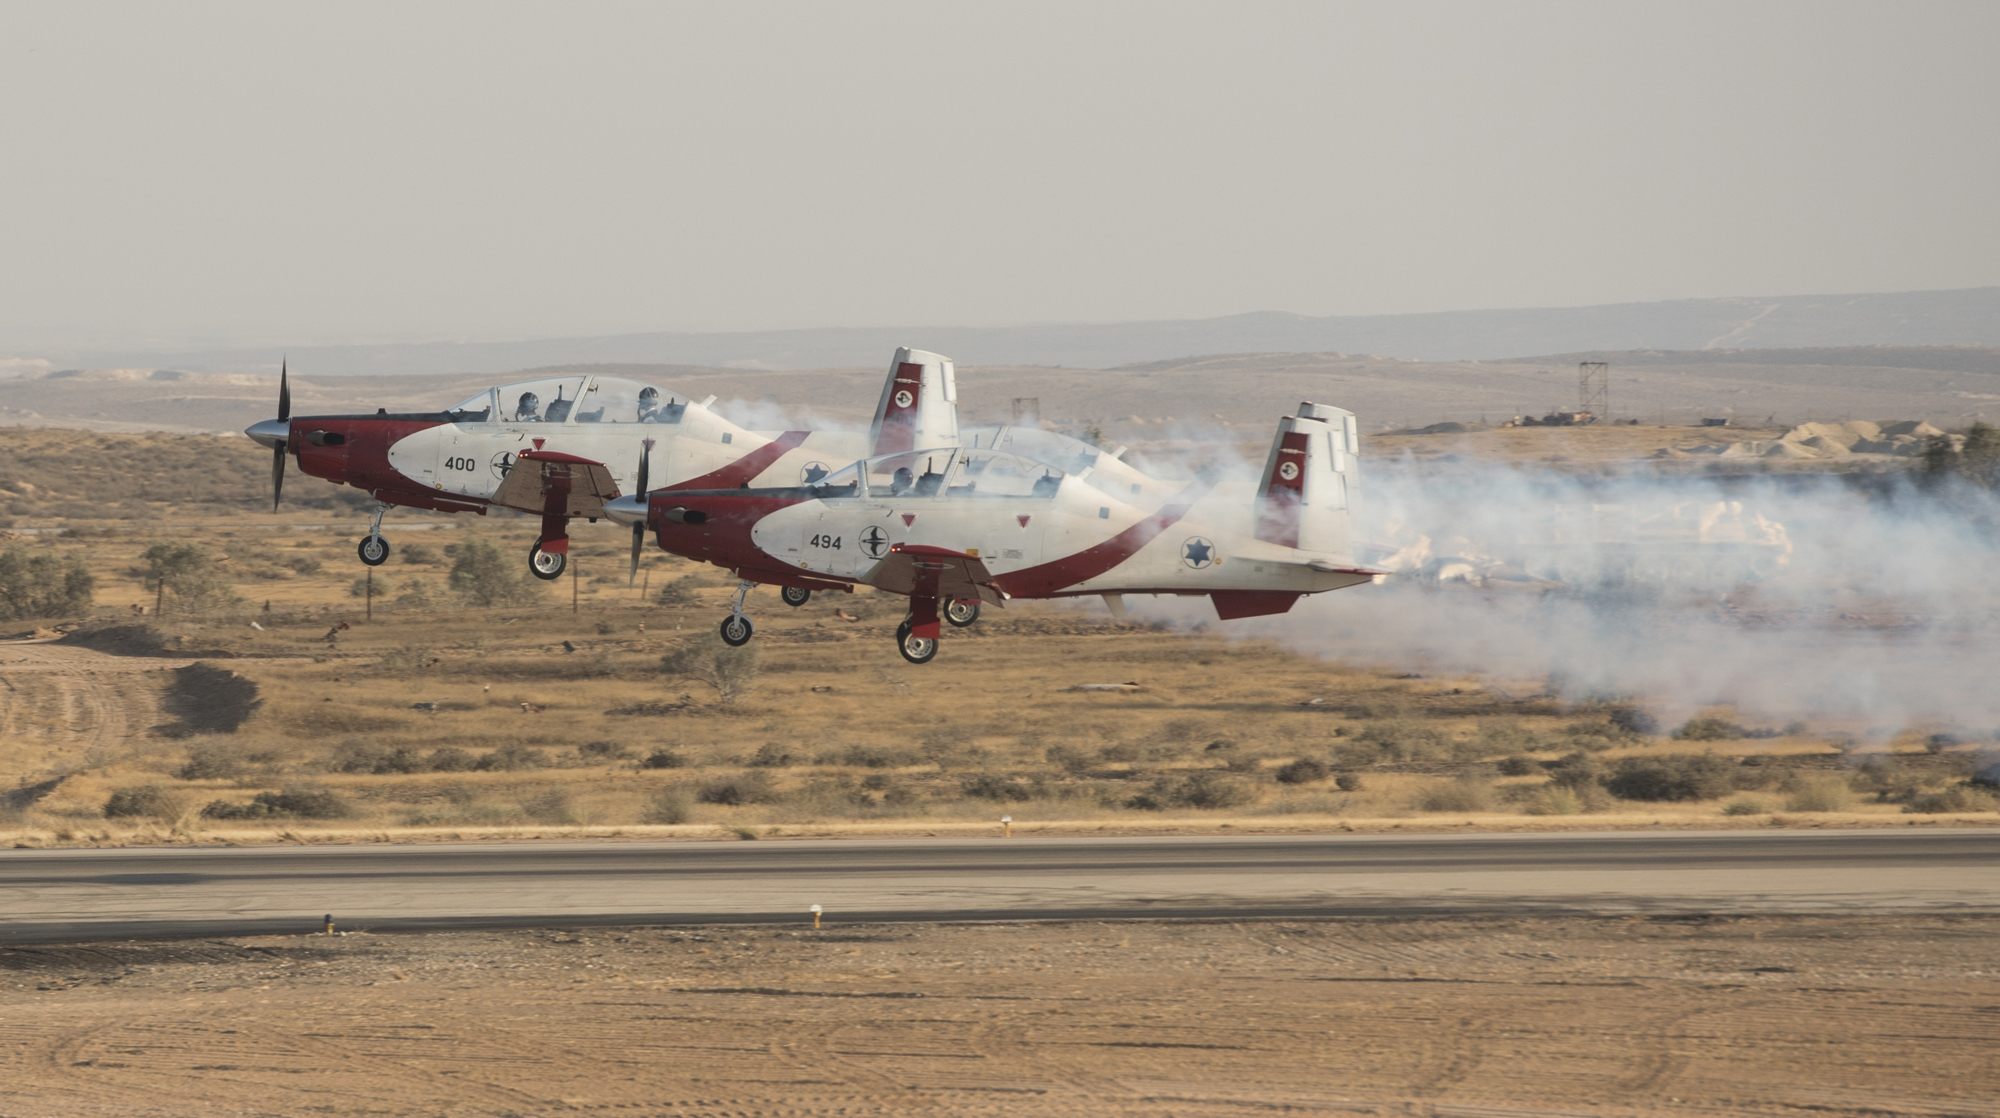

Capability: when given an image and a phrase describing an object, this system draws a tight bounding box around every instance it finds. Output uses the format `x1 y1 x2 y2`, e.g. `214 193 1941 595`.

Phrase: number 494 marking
808 534 842 550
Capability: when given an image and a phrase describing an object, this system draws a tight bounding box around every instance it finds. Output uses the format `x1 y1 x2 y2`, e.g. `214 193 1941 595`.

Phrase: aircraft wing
489 451 623 517
863 544 1005 605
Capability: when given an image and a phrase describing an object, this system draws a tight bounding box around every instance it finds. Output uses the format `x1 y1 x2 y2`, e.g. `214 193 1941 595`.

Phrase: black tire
781 586 811 608
357 535 390 566
944 599 980 627
719 614 754 646
895 620 938 665
528 541 567 581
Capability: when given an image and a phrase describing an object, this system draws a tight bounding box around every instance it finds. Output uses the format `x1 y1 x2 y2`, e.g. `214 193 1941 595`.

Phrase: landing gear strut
528 511 569 580
719 580 756 646
357 504 391 566
895 597 943 664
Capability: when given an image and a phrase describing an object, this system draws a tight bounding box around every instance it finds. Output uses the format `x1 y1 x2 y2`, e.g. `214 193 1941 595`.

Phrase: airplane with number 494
602 402 1385 663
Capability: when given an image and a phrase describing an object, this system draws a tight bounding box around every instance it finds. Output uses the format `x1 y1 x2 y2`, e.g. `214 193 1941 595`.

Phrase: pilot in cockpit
515 391 541 422
890 466 915 496
637 386 661 422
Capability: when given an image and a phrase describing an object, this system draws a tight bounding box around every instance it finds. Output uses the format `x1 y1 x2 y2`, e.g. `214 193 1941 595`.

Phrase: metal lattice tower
1578 361 1609 422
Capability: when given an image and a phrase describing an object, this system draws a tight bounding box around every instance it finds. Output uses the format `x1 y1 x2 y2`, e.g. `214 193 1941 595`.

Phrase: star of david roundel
1181 536 1216 569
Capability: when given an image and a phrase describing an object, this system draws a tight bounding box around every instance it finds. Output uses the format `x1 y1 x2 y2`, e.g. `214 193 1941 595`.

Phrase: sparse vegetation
141 540 240 613
0 544 94 620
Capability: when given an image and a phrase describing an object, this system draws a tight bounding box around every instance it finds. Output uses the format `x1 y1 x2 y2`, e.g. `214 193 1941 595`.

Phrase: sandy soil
3 915 1995 1117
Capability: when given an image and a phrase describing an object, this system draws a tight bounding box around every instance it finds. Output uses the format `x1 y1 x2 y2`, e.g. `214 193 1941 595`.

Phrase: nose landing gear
719 580 757 647
357 504 392 566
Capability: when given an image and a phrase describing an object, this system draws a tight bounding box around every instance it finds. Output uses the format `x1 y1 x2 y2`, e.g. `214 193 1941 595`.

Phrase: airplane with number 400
603 402 1384 662
244 348 989 581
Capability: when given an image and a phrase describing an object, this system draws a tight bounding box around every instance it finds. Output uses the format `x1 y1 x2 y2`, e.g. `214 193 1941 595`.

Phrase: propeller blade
629 439 654 586
270 358 291 510
271 443 286 511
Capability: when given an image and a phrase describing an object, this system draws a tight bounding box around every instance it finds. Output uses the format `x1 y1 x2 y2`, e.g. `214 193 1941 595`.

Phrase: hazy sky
2 1 1996 348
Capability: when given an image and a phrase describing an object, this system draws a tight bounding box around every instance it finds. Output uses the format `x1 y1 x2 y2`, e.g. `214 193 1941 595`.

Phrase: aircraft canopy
809 447 1069 501
445 375 695 425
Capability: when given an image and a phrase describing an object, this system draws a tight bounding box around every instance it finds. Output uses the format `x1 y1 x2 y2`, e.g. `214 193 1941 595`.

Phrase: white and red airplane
245 348 973 580
604 402 1383 662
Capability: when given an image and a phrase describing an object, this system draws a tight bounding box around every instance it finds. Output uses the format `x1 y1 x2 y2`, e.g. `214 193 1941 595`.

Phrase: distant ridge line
18 286 1999 378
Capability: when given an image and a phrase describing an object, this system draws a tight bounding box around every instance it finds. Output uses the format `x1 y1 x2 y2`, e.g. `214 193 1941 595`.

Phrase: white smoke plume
1124 453 2000 739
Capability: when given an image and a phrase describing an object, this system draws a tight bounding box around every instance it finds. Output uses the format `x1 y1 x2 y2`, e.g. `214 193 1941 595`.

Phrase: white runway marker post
810 903 822 931
1001 815 1012 838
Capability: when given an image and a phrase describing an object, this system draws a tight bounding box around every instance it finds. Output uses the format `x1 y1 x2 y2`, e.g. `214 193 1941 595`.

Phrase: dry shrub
1416 777 1492 813
102 785 189 822
175 745 245 781
202 785 349 820
663 643 761 705
644 787 694 824
1496 754 1540 776
1782 775 1855 813
1127 771 1250 811
1902 785 1998 814
1722 796 1768 816
697 772 775 806
961 774 1035 802
1479 722 1546 756
1274 758 1328 784
641 748 688 770
1604 754 1736 802
1673 716 1745 742
476 743 549 771
518 789 575 824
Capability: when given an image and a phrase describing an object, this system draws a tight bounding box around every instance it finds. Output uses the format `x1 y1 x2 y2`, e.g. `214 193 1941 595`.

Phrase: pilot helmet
638 386 660 405
516 391 540 417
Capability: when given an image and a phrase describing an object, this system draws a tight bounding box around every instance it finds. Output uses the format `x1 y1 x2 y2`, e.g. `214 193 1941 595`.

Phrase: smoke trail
1128 455 2000 736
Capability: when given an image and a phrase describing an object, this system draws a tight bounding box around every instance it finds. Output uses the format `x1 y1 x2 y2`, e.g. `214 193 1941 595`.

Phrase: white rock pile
1663 419 1957 461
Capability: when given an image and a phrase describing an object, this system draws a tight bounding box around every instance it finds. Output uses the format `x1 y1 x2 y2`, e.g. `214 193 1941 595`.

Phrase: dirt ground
2 915 1994 1117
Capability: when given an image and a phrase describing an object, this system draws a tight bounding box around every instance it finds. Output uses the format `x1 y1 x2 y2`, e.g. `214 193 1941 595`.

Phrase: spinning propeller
628 438 653 584
269 359 291 511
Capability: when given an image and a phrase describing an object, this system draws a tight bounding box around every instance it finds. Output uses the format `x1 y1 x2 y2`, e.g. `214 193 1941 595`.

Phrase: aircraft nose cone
602 494 647 527
245 418 290 449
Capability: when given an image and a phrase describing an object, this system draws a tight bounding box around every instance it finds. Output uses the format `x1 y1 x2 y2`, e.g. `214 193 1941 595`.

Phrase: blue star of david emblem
1182 536 1214 568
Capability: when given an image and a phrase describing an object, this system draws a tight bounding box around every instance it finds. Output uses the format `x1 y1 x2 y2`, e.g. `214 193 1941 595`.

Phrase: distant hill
15 287 1999 376
5 346 1995 438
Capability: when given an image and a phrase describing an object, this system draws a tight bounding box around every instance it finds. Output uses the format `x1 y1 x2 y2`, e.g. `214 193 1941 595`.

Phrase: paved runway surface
4 829 1996 942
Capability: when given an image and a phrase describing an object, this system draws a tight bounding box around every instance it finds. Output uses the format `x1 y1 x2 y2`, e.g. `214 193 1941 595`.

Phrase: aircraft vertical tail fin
1253 401 1359 557
870 347 961 455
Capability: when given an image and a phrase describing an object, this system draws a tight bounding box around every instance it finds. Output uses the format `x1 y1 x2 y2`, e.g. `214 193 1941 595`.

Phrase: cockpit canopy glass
446 376 691 425
807 448 1068 500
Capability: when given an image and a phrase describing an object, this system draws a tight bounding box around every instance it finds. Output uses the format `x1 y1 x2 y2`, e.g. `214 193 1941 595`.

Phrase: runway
3 828 1995 942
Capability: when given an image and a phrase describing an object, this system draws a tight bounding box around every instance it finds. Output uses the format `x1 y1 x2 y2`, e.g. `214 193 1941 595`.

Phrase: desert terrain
5 914 1996 1117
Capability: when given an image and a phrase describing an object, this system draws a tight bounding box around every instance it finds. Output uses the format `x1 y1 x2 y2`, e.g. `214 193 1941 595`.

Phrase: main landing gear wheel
781 586 812 608
720 614 755 647
527 540 567 581
944 599 981 628
895 620 939 665
357 535 390 566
